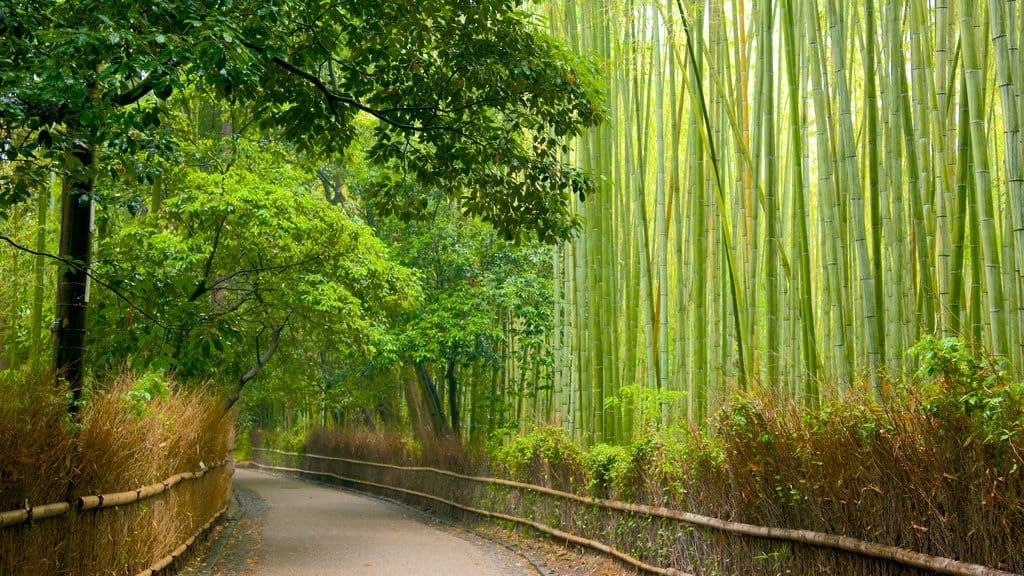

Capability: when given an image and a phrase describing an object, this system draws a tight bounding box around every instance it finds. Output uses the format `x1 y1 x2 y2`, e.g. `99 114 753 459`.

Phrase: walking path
233 468 532 576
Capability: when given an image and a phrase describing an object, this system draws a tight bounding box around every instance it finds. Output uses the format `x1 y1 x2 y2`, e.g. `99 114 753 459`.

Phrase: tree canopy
1 0 603 239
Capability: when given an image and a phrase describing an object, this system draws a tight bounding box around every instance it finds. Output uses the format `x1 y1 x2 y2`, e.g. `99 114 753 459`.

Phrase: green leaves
908 336 1024 455
246 0 602 242
123 371 170 418
3 0 601 242
91 133 419 386
369 190 555 394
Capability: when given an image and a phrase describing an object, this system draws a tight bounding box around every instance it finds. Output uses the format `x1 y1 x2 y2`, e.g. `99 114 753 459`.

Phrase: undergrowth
0 369 233 576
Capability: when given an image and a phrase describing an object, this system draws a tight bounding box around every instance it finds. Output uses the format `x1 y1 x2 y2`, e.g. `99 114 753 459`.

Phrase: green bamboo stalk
827 0 883 391
654 3 670 424
950 73 971 336
596 0 620 442
616 14 640 435
959 0 1008 356
898 0 938 339
804 0 850 388
782 0 820 403
759 0 781 389
29 181 52 370
5 207 22 368
631 5 659 422
688 94 708 421
668 7 689 425
988 0 1024 366
676 0 751 389
551 243 565 424
929 0 956 335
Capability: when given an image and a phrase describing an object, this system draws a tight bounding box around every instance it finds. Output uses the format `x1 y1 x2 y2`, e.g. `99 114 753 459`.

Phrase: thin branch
316 168 344 205
223 310 293 414
241 39 460 134
0 234 167 328
203 254 324 294
188 215 226 302
111 74 160 107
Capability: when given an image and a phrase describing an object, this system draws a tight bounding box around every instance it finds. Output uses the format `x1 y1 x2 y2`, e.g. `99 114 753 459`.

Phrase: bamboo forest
1 1 1023 575
539 0 1024 439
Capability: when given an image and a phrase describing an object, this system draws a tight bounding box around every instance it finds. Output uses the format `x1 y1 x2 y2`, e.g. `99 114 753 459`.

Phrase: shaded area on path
232 467 532 576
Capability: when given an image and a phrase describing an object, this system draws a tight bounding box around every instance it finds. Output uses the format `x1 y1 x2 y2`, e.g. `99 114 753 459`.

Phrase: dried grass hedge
0 370 233 576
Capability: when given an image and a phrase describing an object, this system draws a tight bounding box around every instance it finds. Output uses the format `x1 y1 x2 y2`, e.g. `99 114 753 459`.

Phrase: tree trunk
414 362 451 438
55 144 96 411
445 356 460 435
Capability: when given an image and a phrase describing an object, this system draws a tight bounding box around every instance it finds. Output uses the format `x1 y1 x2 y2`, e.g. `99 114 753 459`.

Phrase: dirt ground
470 522 646 576
178 467 642 576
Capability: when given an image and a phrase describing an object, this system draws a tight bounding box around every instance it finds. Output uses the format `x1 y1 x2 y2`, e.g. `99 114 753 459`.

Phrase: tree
90 133 419 410
0 0 602 401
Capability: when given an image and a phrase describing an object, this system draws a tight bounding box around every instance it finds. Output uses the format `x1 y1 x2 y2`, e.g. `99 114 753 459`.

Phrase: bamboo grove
538 0 1024 443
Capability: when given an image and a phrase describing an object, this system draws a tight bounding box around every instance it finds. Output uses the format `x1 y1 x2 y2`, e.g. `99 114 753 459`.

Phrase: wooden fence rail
0 460 228 528
1 460 230 576
133 502 227 576
251 448 1020 576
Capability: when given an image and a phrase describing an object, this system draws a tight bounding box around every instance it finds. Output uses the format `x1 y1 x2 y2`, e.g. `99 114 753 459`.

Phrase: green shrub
909 335 1024 470
123 371 170 418
586 443 627 497
490 426 586 490
233 426 253 460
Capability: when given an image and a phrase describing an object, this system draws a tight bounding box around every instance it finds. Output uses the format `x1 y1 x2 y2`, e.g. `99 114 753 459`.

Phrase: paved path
234 468 526 576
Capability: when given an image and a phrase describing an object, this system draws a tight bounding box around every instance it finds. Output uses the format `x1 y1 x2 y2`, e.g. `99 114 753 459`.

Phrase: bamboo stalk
988 0 1024 368
959 0 1008 356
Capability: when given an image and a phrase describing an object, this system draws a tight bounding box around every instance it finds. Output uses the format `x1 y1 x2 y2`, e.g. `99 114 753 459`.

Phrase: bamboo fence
0 460 230 575
251 447 1020 576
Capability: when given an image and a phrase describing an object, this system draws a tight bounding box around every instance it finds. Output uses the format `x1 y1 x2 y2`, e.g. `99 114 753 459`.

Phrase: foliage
232 424 253 461
269 158 562 435
260 418 311 455
490 426 585 490
585 442 627 497
378 199 555 364
604 384 688 435
908 336 1024 457
0 196 57 369
0 0 602 240
3 0 599 420
123 371 170 418
90 133 419 388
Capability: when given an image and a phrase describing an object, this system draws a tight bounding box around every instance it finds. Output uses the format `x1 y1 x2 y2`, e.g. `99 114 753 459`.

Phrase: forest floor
179 467 641 576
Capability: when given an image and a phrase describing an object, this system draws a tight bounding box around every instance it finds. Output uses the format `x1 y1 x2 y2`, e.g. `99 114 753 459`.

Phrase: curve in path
235 468 528 576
